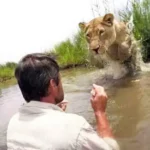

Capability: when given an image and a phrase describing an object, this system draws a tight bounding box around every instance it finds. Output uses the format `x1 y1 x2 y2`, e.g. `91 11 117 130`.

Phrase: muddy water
1 67 150 150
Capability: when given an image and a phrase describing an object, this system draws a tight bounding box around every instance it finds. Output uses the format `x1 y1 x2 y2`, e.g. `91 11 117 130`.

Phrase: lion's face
79 14 117 55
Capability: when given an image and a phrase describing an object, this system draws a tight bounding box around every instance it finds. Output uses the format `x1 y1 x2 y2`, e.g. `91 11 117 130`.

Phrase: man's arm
90 84 119 149
91 84 113 138
76 117 119 150
95 111 114 138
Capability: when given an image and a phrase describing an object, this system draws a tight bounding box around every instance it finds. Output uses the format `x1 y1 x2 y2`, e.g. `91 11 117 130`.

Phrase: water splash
91 47 150 80
104 61 129 79
141 63 150 72
93 54 129 79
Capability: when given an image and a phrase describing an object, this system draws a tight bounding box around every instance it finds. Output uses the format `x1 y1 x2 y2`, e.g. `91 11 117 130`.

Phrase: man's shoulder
16 103 88 128
47 109 88 127
14 102 89 130
64 112 87 124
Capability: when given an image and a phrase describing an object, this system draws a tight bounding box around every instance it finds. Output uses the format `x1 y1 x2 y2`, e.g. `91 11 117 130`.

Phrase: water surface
1 67 150 150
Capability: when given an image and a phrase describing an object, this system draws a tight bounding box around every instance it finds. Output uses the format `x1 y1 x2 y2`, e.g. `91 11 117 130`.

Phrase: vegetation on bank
132 0 150 62
0 31 89 82
0 62 17 82
47 31 88 68
118 0 150 62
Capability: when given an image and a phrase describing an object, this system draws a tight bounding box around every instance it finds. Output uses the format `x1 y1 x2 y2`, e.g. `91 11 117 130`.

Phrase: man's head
15 53 64 104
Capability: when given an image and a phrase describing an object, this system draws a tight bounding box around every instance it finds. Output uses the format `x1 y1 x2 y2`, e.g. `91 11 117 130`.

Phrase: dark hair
15 53 59 102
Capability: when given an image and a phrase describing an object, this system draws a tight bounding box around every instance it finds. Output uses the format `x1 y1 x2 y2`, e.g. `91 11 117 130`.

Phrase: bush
119 0 150 62
132 0 150 62
51 31 88 67
5 62 17 69
0 62 16 81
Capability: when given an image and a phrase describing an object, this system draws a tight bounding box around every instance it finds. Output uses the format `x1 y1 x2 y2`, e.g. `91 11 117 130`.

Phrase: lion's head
79 13 141 75
79 13 126 56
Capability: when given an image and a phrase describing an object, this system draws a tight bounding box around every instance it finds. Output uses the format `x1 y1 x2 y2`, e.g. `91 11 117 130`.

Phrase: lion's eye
86 33 91 38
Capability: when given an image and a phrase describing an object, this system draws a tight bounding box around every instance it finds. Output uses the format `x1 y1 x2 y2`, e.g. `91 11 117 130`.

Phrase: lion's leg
117 38 132 62
122 41 141 74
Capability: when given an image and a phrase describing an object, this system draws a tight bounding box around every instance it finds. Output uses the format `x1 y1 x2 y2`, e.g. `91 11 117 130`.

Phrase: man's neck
41 95 56 104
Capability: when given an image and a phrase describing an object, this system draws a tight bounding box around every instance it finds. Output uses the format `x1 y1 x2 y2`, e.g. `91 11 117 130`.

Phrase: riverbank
0 31 89 83
46 31 88 68
0 62 17 83
0 65 95 89
0 63 91 84
0 77 17 89
0 63 90 84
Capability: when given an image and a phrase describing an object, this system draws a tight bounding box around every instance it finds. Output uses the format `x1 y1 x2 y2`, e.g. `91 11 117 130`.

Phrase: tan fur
79 13 141 72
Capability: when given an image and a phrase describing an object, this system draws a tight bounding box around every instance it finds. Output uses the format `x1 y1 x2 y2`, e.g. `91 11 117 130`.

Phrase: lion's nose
92 47 99 54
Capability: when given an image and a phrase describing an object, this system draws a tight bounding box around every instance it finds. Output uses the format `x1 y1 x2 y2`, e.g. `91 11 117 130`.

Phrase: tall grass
132 0 150 62
51 31 88 68
118 0 150 62
0 62 17 82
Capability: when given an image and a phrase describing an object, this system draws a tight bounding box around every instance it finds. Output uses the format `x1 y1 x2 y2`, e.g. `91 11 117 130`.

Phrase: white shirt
7 101 119 150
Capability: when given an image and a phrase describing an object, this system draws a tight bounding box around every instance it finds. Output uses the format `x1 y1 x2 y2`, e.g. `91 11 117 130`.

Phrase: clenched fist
90 84 108 113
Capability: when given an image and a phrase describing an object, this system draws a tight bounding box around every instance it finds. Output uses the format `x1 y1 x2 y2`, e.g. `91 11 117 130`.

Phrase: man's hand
57 100 68 111
90 84 108 113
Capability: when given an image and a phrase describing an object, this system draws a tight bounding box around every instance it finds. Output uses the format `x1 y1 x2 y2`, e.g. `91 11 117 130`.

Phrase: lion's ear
79 22 86 31
102 13 114 26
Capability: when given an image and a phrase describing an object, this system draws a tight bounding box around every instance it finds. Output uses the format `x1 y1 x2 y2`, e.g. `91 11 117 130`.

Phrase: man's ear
50 79 57 88
102 13 114 26
79 22 86 31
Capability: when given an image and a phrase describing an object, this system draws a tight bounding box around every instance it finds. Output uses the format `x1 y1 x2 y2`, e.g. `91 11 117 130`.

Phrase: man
6 53 119 150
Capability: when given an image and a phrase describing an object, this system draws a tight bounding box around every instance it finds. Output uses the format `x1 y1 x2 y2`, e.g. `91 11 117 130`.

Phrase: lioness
79 13 141 74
